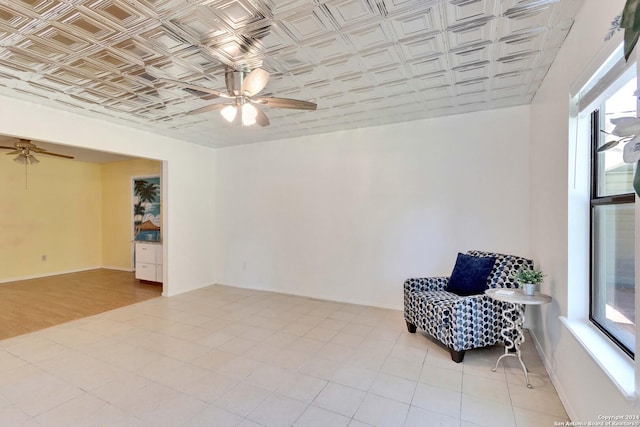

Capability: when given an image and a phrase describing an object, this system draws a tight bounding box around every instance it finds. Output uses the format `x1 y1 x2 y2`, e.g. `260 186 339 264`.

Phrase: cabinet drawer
135 262 157 281
136 244 156 263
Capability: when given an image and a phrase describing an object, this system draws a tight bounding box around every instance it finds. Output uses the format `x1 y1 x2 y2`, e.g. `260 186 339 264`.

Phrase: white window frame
566 42 639 400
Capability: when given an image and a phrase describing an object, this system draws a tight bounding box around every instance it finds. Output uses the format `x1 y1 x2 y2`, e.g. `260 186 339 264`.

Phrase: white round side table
485 288 552 388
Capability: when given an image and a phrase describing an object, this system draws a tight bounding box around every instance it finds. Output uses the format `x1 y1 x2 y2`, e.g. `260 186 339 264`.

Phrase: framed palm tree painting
133 176 161 241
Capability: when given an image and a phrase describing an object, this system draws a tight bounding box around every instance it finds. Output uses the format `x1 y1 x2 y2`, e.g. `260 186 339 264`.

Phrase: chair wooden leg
406 321 417 333
450 349 465 363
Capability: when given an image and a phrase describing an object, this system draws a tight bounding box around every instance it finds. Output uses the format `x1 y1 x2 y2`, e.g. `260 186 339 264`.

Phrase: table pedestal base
491 301 533 388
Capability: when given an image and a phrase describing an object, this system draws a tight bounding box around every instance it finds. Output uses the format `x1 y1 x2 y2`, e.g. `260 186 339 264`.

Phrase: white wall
0 95 217 296
529 0 640 419
214 106 531 309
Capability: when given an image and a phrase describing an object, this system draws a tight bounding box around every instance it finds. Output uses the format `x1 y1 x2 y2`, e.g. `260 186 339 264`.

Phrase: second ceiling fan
156 67 317 127
0 139 74 164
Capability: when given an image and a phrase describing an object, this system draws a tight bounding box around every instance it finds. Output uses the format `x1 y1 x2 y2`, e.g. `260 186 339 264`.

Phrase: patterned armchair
403 250 533 363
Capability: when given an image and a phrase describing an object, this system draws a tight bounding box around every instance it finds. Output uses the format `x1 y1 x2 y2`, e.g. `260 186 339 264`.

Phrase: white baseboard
101 266 134 272
528 328 577 421
217 282 403 311
0 266 131 284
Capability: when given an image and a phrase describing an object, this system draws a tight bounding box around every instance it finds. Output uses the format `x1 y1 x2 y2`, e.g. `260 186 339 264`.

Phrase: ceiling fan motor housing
225 69 246 96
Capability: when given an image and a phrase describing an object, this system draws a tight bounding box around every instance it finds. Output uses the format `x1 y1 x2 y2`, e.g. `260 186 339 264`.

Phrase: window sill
560 316 636 400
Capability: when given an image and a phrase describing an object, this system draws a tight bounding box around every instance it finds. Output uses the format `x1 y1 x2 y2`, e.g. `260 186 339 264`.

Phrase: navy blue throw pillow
446 253 496 296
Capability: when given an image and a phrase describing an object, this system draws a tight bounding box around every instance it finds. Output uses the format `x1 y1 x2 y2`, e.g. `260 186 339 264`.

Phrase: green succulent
513 268 545 285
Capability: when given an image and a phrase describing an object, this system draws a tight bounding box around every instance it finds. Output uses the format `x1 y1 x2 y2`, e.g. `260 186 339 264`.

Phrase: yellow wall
101 159 161 270
0 155 161 281
0 154 102 280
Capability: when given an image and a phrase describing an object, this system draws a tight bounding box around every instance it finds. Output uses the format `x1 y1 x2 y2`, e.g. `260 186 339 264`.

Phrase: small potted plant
513 268 545 296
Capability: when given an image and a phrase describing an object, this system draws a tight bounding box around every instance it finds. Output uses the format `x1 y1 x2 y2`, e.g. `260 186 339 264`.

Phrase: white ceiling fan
0 139 74 164
154 67 317 127
0 139 75 189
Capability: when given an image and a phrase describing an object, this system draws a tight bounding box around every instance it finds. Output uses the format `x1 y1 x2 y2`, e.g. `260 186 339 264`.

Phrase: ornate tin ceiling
0 0 582 148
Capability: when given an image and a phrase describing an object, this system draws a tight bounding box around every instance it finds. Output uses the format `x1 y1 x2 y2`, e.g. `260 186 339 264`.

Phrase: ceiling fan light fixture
221 105 237 122
14 153 39 165
242 103 257 126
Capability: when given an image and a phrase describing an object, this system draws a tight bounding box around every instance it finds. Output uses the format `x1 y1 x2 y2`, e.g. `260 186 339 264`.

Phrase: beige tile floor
0 285 569 427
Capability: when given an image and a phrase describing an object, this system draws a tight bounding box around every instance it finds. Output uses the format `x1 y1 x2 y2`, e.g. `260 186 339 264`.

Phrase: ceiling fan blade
241 68 270 97
156 77 231 99
38 151 74 159
254 105 270 127
185 103 229 116
5 150 20 155
254 97 317 110
0 145 17 150
18 139 36 147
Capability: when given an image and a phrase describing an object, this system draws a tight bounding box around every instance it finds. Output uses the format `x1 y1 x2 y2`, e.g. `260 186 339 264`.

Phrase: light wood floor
0 269 162 340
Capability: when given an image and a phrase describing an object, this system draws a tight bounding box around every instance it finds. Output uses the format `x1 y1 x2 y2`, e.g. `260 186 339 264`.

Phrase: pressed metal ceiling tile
456 90 486 105
205 0 269 31
0 5 36 30
497 28 545 57
323 0 379 30
495 50 539 73
455 78 489 94
83 0 153 31
378 0 437 15
167 8 226 43
334 71 375 91
66 58 114 79
415 72 450 89
177 50 220 69
380 79 415 96
305 35 351 63
0 50 44 71
12 37 68 61
452 62 490 83
88 48 139 72
138 25 194 54
260 0 309 14
371 64 406 83
280 8 333 42
445 0 498 28
0 0 583 147
11 0 68 17
254 23 296 55
502 1 558 35
388 6 442 41
399 33 445 60
323 56 364 78
112 38 162 62
422 95 454 108
33 25 92 52
446 18 496 49
346 22 393 50
449 44 492 68
493 69 530 88
55 10 120 42
89 81 128 97
408 56 447 76
358 47 400 70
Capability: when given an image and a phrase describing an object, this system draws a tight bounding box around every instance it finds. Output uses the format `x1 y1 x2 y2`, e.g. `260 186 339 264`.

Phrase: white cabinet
135 242 163 283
